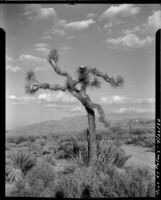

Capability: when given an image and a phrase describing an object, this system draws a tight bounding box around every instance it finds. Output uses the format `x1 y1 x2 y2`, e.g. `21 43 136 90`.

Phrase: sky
2 4 160 130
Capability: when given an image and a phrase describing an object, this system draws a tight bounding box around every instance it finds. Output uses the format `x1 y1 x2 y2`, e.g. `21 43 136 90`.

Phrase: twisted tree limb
90 68 124 88
92 103 111 128
25 81 68 94
79 93 111 128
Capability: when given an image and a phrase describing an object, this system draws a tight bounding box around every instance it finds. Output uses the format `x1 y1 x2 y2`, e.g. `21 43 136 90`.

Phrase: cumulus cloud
104 22 113 29
38 91 77 103
6 55 22 73
6 65 21 72
101 95 155 104
147 10 161 31
100 4 140 20
65 19 95 30
123 10 161 36
56 18 95 31
18 54 48 71
44 103 85 113
101 96 128 104
52 29 66 36
7 94 35 104
86 13 95 19
24 4 57 22
107 33 153 48
6 55 13 63
35 43 50 53
113 107 154 114
18 54 44 62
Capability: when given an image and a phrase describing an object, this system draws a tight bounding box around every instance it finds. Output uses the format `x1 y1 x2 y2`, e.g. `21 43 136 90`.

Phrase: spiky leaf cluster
6 150 36 183
113 76 124 87
25 70 39 95
26 70 36 82
77 66 90 86
48 49 59 63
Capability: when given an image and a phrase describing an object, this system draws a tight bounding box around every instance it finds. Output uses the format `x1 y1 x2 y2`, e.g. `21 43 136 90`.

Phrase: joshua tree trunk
86 107 97 164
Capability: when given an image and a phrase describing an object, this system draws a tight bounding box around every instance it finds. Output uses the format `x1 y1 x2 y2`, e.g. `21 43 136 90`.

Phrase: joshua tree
25 49 124 164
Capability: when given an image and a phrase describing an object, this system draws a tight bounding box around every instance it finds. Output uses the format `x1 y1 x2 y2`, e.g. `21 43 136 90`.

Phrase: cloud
67 35 75 40
56 19 95 31
38 91 77 103
7 94 35 104
100 4 140 20
113 107 154 114
60 46 71 50
101 95 129 104
6 55 22 72
123 10 161 36
6 55 13 63
35 43 50 53
6 65 22 72
147 10 161 31
104 22 113 29
24 4 57 22
18 54 44 62
53 29 66 36
18 54 48 71
65 19 95 30
44 103 84 113
86 13 95 19
70 106 84 112
101 96 155 104
106 33 153 48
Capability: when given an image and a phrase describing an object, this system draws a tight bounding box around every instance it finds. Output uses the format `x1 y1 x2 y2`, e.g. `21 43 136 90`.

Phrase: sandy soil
122 144 155 174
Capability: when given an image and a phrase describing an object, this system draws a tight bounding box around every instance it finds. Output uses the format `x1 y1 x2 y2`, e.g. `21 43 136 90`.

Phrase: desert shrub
35 137 46 146
28 142 42 156
125 138 133 145
57 141 73 159
6 149 36 183
9 179 32 197
43 154 56 166
26 160 56 187
92 166 155 197
72 151 88 167
15 136 28 145
133 129 145 136
144 135 155 148
52 174 82 198
42 146 51 155
62 165 75 175
96 142 131 170
56 137 86 159
15 160 57 197
28 136 36 143
55 149 66 159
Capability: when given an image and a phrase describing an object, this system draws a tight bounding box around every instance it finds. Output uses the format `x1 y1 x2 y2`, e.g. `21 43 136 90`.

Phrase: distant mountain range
6 115 154 138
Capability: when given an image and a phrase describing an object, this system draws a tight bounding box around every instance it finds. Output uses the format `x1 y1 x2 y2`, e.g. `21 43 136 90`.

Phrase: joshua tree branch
90 68 124 88
48 59 72 79
92 103 111 128
48 49 73 81
25 81 67 95
37 82 67 91
79 93 111 128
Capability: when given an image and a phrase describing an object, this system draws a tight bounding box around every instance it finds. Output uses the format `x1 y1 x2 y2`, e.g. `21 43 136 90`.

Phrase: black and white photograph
2 3 160 197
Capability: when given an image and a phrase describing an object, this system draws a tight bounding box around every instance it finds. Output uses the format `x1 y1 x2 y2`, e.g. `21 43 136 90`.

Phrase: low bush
7 136 27 144
6 149 36 183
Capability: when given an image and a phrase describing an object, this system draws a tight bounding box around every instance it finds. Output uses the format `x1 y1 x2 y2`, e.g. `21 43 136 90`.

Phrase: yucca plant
25 48 124 164
6 149 36 183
